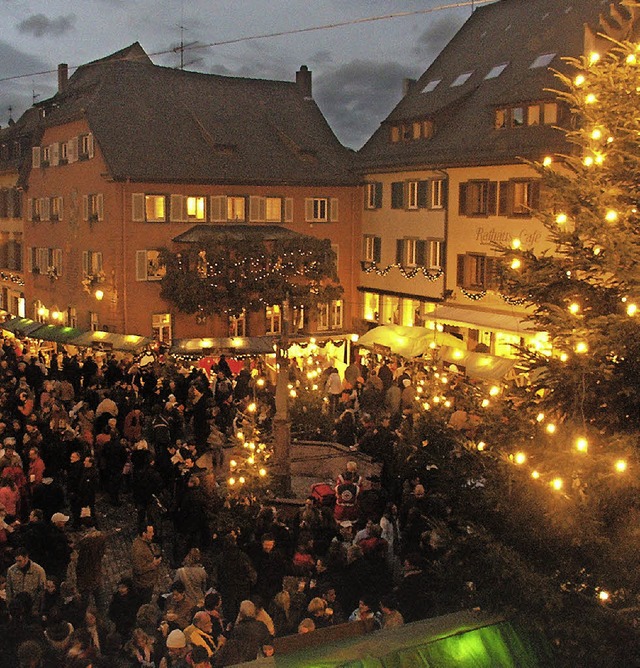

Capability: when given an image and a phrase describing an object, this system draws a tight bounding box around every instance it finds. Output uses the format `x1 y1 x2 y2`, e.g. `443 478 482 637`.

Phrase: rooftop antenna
7 106 13 122
32 87 40 106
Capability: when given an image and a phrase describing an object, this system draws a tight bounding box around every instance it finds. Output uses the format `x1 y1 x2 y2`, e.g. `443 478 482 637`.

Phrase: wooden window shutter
32 147 41 169
210 196 227 223
441 180 448 208
41 198 50 222
82 195 89 222
329 198 339 222
458 183 468 215
391 182 404 209
27 198 33 222
96 252 103 273
456 255 466 287
304 198 314 222
82 251 89 275
486 257 500 290
284 198 294 222
373 236 382 263
51 143 60 167
58 197 63 221
68 137 78 163
498 181 509 216
132 194 145 221
375 182 383 208
136 250 148 281
87 134 95 159
530 181 541 211
396 239 404 264
249 196 264 222
26 247 32 273
487 182 498 216
53 249 63 275
416 240 427 265
417 181 429 208
170 195 183 222
96 193 104 221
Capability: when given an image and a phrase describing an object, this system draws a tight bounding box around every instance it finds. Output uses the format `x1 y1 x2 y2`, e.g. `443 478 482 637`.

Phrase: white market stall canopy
357 325 464 359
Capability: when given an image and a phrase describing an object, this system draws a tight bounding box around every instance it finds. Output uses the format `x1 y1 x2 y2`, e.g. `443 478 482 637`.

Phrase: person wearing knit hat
160 629 189 668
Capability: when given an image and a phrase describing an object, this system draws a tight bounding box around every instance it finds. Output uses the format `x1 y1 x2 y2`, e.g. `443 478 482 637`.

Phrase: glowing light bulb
247 456 255 465
543 156 553 167
615 459 628 473
560 352 569 363
228 477 236 486
589 52 600 64
546 423 556 434
605 210 618 223
514 452 527 465
477 441 486 451
627 53 637 64
585 93 597 104
94 289 104 301
536 412 545 423
598 590 610 602
248 402 257 413
568 302 580 315
238 476 245 484
627 303 637 316
37 307 46 317
583 156 594 167
556 213 568 225
489 386 500 397
444 400 452 408
593 245 602 255
289 389 297 398
594 153 605 165
229 459 237 468
531 470 540 480
256 378 265 387
574 74 586 86
591 128 602 140
575 438 588 452
259 468 267 477
511 238 521 249
575 341 589 354
551 477 563 491
510 258 522 270
481 399 490 408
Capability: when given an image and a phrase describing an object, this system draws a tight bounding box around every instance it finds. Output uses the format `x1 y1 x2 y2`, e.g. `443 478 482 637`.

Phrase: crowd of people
0 340 455 668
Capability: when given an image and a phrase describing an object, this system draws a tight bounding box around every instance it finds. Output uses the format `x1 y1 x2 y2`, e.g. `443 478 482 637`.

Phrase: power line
0 0 495 85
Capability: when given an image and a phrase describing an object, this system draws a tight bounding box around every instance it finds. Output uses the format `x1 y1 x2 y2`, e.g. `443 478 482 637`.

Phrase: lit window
227 197 246 222
429 241 443 269
363 235 381 263
229 309 246 337
186 196 206 220
421 79 441 93
451 71 473 87
308 198 328 222
485 63 508 79
265 197 282 222
512 107 524 127
152 313 172 344
363 292 380 322
527 105 541 126
390 126 400 143
407 181 419 210
145 195 165 222
365 182 382 210
266 304 281 334
543 102 558 124
530 53 556 69
495 109 508 129
136 249 165 281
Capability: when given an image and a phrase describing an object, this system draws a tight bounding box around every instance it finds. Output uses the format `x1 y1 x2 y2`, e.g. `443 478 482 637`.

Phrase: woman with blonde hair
125 627 158 667
268 590 296 637
175 546 208 606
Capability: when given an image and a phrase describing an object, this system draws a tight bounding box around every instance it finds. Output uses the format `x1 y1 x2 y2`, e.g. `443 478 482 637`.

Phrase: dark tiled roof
359 0 624 171
39 45 357 186
172 224 313 244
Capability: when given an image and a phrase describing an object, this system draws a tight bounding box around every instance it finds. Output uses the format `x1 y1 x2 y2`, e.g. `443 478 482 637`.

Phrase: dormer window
390 119 434 143
451 71 473 87
530 53 556 69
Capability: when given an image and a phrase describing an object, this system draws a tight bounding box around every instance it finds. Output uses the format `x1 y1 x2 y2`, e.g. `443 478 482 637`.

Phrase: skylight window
530 53 556 69
485 63 508 80
421 79 441 93
451 71 473 87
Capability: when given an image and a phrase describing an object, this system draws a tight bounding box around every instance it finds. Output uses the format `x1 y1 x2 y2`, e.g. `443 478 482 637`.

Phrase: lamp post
272 294 292 496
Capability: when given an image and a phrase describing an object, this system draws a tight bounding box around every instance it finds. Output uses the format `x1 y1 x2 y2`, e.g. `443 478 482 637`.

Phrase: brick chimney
296 65 312 99
58 63 68 93
403 78 416 96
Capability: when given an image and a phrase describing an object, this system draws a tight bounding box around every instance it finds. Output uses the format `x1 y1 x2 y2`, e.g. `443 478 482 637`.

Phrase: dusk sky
0 1 493 149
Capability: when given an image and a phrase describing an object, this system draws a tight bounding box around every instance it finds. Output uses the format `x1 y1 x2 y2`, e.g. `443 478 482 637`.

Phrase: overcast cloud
0 1 475 148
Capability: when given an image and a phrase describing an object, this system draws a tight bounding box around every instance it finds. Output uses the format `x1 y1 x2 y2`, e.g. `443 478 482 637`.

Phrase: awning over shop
237 610 549 668
357 325 464 359
28 324 84 344
431 305 536 335
440 345 516 380
171 336 277 356
68 330 151 353
2 317 43 336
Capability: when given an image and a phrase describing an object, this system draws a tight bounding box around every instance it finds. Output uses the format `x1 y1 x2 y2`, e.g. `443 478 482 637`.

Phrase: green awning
69 331 152 352
28 324 84 344
2 317 43 336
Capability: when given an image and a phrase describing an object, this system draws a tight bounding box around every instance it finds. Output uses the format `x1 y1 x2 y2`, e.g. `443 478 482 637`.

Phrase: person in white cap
159 628 189 668
46 512 73 581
